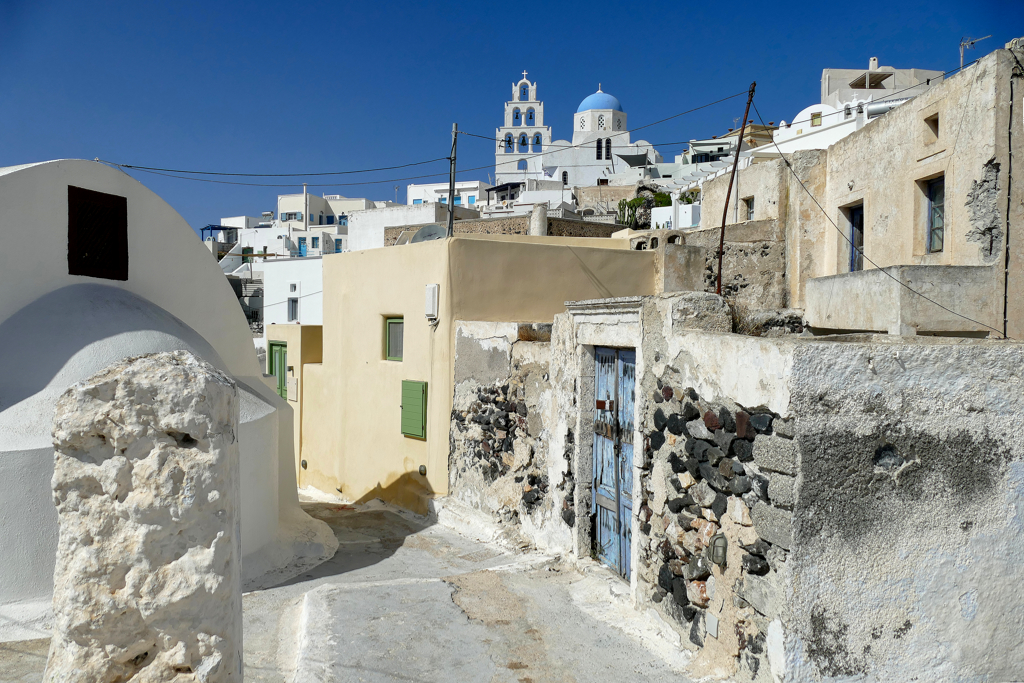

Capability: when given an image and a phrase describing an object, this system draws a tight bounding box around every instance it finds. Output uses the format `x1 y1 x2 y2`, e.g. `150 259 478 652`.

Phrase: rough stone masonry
45 351 242 682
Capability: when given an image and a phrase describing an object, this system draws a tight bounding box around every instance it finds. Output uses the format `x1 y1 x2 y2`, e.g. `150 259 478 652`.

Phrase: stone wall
384 216 622 246
640 329 1024 682
635 374 793 680
448 322 571 551
683 220 787 310
448 291 1024 681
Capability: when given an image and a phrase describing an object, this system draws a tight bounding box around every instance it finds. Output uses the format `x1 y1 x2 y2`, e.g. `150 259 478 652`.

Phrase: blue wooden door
593 347 636 578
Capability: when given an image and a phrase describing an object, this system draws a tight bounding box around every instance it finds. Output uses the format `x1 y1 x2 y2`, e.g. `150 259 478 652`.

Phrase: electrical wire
105 89 751 189
99 157 449 177
750 98 1008 339
113 165 460 188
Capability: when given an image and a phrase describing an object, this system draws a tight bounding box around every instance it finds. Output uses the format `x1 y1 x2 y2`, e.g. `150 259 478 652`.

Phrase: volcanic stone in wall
45 351 242 682
637 374 795 670
450 381 548 520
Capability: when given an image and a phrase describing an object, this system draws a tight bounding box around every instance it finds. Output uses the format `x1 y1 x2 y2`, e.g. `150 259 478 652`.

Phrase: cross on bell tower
522 70 528 79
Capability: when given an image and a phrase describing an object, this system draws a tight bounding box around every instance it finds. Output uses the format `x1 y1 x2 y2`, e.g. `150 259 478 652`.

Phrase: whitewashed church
494 73 662 188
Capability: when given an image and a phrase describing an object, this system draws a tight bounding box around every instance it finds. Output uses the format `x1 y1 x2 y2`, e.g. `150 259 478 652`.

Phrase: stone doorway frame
559 297 646 598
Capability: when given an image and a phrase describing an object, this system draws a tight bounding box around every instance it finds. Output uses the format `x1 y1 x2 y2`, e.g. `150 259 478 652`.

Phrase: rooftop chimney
869 57 878 71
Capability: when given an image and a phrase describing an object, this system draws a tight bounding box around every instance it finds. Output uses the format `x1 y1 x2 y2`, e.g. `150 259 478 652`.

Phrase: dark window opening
597 178 609 186
596 140 602 160
847 204 864 271
604 138 612 160
68 185 128 281
562 171 568 186
927 177 945 253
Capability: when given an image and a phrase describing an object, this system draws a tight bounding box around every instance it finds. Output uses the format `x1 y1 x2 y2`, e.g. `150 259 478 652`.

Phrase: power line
107 89 751 189
100 156 449 177
750 99 1007 339
112 164 460 188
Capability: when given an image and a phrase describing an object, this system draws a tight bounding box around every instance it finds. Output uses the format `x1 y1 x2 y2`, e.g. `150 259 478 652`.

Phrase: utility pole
447 123 458 237
717 82 756 296
960 35 991 69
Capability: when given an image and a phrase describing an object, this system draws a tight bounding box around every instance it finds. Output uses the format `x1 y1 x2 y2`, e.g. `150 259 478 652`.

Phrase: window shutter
401 380 427 439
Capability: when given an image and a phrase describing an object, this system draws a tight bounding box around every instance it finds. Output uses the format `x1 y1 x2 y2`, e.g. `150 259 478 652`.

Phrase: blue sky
2 0 1019 232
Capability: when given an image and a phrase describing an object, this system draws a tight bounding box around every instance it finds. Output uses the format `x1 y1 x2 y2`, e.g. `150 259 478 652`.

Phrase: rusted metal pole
716 82 756 295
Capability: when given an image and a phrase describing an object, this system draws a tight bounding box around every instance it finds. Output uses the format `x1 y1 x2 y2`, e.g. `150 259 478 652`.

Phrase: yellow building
269 233 700 513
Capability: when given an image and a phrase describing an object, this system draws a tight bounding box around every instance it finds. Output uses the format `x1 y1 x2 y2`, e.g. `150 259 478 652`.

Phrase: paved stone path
247 500 692 682
0 500 693 682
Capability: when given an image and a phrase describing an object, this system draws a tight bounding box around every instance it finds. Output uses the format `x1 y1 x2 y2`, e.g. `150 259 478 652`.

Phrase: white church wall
0 160 337 632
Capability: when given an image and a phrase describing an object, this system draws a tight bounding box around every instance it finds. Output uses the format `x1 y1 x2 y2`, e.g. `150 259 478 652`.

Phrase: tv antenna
960 35 991 69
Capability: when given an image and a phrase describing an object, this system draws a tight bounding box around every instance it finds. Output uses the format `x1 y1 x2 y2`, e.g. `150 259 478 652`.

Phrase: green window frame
385 317 404 361
401 380 427 439
268 341 288 399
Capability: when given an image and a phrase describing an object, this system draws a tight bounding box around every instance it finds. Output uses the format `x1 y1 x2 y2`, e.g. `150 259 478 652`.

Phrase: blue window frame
441 196 447 204
312 236 319 248
413 199 422 205
927 177 945 253
326 215 334 224
454 196 461 205
339 215 348 226
468 196 476 205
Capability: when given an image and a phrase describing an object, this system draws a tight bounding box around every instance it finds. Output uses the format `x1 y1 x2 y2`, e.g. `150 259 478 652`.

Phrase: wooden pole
447 123 458 237
717 82 756 295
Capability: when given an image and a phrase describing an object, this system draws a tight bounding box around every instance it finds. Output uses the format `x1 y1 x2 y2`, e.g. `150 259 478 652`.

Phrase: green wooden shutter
401 380 427 439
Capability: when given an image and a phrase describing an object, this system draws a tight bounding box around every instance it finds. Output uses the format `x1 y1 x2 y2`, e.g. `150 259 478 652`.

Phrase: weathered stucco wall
804 265 997 334
448 322 571 551
638 328 1024 682
699 159 788 229
683 221 788 310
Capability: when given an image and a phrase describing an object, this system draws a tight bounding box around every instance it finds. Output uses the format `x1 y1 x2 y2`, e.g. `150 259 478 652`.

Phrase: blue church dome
577 87 623 113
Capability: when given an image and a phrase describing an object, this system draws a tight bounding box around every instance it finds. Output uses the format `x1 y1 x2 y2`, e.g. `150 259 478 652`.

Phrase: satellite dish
410 224 447 243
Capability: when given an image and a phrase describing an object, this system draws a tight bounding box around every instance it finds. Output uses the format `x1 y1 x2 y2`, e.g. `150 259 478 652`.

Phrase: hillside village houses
13 38 1021 682
254 38 1024 681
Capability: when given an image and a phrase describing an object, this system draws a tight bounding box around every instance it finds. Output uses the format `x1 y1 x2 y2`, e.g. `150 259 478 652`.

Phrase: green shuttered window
401 380 427 439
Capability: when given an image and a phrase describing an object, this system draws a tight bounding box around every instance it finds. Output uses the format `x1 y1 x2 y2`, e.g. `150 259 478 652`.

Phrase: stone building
435 38 1024 682
444 286 1024 682
692 38 1024 339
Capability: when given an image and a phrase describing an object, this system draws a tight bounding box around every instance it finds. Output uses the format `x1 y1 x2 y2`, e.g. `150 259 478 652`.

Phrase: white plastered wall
0 160 335 639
